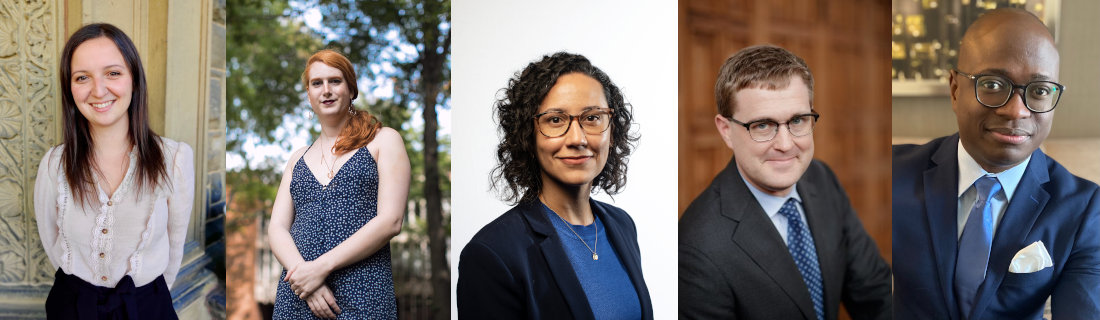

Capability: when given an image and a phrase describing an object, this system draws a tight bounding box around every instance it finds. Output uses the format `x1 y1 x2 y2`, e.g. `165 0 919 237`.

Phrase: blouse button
98 252 105 258
107 200 113 206
101 229 108 234
100 276 107 281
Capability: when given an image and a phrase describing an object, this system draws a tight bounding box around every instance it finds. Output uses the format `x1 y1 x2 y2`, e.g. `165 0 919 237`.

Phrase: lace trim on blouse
88 150 139 282
49 140 184 286
126 142 178 280
54 161 73 272
129 173 169 280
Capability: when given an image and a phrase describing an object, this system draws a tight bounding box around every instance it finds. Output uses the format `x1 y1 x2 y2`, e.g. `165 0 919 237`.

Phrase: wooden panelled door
678 0 892 268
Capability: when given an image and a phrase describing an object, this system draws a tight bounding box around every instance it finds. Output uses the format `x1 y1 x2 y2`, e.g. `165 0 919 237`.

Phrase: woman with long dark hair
457 52 652 319
268 49 410 319
34 23 194 319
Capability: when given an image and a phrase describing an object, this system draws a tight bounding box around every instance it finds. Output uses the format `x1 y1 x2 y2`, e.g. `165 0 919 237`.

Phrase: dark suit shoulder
679 159 841 243
680 185 723 231
461 204 538 260
592 199 637 235
679 169 734 246
892 135 953 168
1039 152 1100 199
801 159 843 188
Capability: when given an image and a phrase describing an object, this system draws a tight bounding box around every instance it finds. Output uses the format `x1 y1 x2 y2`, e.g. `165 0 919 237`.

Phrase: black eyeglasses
533 108 614 137
955 70 1065 113
725 112 819 142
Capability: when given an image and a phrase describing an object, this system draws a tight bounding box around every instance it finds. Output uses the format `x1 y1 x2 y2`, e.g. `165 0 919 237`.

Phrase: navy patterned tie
779 198 824 320
955 176 1002 318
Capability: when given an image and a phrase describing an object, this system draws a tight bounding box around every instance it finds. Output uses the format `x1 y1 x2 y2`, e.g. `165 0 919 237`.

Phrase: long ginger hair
302 49 383 154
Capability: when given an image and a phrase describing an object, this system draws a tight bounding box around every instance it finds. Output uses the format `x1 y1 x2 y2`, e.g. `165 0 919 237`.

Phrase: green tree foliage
227 0 323 155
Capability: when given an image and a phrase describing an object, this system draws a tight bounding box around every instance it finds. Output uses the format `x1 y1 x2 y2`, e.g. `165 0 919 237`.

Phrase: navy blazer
893 134 1100 319
457 199 653 320
679 158 892 320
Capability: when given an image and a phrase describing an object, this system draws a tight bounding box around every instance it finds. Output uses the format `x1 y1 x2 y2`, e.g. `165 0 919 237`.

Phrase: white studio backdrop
451 0 678 318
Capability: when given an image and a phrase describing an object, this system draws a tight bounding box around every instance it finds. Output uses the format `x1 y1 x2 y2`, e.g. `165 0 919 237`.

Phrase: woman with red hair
268 49 410 319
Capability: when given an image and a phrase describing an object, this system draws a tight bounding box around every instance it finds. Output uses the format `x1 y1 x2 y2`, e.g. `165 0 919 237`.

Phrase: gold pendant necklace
319 137 338 180
544 197 598 260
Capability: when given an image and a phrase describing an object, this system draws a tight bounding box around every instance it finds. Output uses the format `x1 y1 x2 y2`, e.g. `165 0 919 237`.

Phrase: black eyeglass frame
954 69 1065 113
532 108 615 138
724 112 820 142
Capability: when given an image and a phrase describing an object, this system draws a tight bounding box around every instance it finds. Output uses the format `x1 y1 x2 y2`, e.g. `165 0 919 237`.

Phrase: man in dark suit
892 8 1100 319
679 45 892 320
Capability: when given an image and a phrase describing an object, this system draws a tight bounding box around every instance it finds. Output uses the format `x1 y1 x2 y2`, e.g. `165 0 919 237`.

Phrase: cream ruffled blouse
33 138 194 289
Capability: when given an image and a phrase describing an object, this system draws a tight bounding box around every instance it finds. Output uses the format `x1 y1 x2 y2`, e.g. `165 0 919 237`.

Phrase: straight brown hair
58 23 167 207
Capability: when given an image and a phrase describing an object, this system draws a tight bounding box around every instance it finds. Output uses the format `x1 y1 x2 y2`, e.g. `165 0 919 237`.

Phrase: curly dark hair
491 52 638 205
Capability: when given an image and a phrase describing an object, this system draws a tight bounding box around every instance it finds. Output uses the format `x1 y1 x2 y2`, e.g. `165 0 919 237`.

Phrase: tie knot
778 198 801 221
974 176 1002 202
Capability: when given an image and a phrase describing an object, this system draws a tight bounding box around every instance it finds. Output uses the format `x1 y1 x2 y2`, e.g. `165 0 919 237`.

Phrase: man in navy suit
893 8 1100 319
679 45 892 319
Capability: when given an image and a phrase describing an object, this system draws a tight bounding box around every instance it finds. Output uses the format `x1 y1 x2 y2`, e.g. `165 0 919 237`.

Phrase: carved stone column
0 0 61 317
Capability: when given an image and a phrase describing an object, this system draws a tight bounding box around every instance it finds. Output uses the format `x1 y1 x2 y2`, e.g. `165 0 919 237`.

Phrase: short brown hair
714 45 814 117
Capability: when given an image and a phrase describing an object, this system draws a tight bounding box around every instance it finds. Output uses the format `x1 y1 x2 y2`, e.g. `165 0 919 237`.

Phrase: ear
949 70 960 105
950 70 959 113
714 114 736 150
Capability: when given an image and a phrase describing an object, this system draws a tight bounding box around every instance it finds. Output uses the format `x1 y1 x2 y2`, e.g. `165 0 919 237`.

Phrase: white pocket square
1008 241 1054 273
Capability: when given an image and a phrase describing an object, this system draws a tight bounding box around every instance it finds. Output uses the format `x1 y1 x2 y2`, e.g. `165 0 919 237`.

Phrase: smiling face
69 37 133 131
306 61 353 117
951 10 1059 173
716 76 814 196
535 73 612 191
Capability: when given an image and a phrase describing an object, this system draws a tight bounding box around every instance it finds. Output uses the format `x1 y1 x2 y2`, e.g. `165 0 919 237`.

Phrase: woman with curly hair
268 49 410 319
457 52 652 319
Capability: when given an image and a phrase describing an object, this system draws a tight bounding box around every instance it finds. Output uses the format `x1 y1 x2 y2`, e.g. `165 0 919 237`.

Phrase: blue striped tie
779 198 824 320
955 176 1002 318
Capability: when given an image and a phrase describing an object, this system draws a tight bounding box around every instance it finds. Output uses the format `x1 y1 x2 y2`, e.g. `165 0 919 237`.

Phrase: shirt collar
956 139 1030 200
740 171 802 217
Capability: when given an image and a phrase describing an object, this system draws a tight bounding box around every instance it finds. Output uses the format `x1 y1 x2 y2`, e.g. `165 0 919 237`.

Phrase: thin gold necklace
319 136 338 179
543 196 598 260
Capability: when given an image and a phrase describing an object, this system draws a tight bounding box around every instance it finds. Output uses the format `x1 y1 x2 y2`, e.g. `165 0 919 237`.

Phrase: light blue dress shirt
956 140 1030 239
741 173 807 246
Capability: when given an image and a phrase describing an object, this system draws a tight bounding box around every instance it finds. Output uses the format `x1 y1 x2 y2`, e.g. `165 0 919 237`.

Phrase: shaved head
958 8 1058 76
951 7 1061 173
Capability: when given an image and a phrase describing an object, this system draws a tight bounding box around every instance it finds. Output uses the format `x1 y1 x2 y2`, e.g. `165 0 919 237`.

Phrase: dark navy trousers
46 268 177 320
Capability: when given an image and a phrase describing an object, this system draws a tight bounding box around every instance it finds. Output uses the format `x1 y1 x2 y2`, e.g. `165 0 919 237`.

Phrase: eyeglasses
955 70 1065 113
533 108 614 137
725 112 820 142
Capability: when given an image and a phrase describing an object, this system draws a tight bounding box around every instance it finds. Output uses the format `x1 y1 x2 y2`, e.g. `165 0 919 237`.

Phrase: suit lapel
594 201 653 320
720 162 816 320
798 179 840 319
521 202 596 320
969 151 1051 319
922 135 963 319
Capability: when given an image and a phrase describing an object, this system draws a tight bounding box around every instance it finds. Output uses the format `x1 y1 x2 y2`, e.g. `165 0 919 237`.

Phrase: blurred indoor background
678 0 893 291
892 0 1100 187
